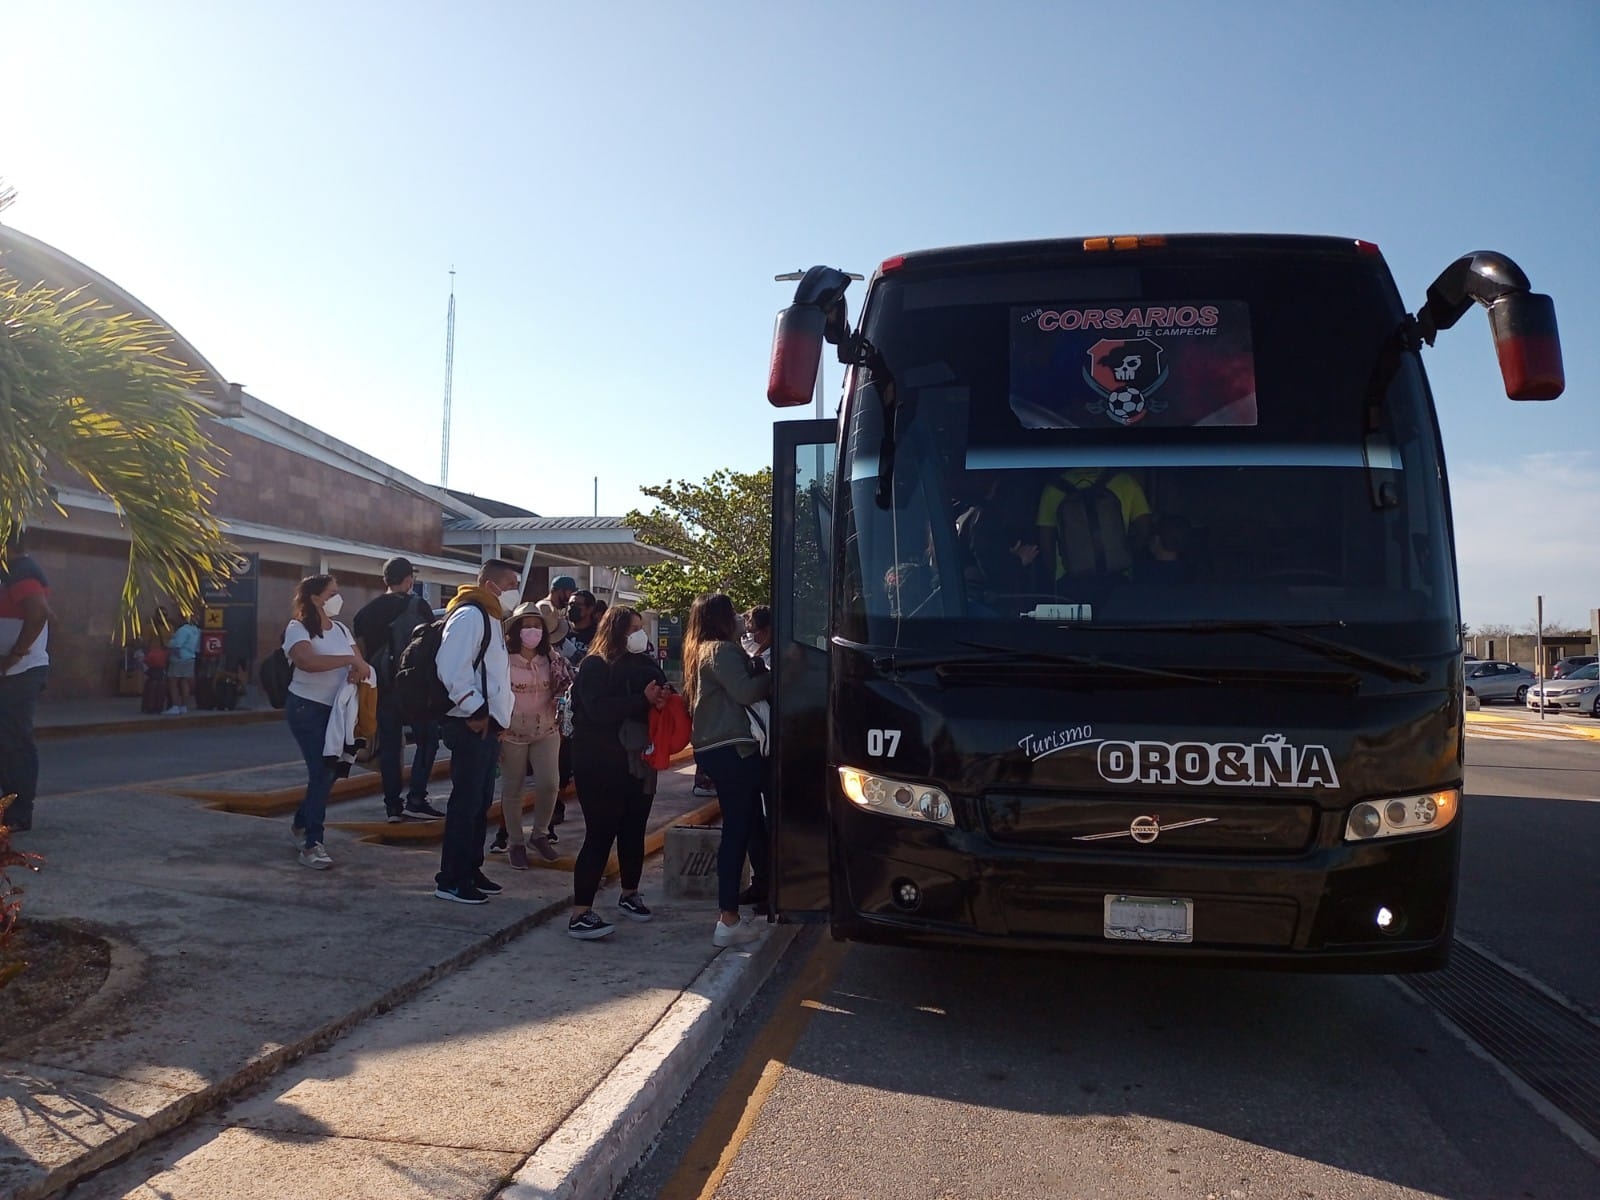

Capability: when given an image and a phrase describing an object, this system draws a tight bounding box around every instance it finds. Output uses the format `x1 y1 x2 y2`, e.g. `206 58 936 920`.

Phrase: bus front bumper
828 814 1460 973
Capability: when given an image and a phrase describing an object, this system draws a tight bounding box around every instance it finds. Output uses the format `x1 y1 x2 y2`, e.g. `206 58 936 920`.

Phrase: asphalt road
1457 732 1600 1006
37 721 298 795
622 726 1600 1200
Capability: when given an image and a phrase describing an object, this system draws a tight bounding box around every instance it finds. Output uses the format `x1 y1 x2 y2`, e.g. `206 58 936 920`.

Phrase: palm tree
0 182 237 638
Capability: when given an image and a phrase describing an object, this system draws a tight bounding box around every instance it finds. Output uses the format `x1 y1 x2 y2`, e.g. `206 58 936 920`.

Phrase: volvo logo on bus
1075 815 1219 844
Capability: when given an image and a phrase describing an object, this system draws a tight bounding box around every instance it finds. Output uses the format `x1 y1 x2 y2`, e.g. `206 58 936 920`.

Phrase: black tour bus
763 235 1562 971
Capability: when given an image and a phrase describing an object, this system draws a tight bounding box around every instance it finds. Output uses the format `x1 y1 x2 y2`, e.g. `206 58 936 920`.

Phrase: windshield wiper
1083 620 1427 683
867 640 1216 683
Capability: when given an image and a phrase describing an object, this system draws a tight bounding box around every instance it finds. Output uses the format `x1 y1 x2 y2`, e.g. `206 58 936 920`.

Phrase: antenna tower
440 268 456 486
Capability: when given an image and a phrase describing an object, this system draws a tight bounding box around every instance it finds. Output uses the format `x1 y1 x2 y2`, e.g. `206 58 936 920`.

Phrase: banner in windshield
1010 301 1258 429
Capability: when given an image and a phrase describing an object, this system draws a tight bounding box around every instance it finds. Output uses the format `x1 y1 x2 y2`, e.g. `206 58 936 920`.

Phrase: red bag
645 692 692 769
144 646 169 670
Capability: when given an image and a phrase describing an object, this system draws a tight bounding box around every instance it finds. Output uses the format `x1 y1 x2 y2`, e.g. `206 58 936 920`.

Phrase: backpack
1054 470 1132 577
259 649 293 709
370 595 432 688
393 601 495 726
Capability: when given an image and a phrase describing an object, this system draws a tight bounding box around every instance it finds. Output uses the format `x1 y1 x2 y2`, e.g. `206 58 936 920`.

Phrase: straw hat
535 598 571 644
504 601 542 630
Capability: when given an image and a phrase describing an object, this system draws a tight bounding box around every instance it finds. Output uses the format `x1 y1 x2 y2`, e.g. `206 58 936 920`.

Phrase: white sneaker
298 842 333 870
712 918 761 948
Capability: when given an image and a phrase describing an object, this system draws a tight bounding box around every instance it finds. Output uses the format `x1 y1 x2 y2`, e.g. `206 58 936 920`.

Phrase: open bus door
769 418 836 919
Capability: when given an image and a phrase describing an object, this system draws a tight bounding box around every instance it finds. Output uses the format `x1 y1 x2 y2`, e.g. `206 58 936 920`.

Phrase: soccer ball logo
1104 387 1147 425
1084 337 1168 427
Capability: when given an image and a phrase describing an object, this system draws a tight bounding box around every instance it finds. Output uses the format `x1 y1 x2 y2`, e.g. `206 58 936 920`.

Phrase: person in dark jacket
566 605 666 940
352 556 441 822
684 593 772 948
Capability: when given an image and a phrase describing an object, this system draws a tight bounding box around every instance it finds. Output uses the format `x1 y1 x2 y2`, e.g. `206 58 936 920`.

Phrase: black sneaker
386 809 405 825
488 830 508 854
568 910 614 940
618 893 653 922
435 883 488 905
405 800 446 819
472 872 504 896
398 808 436 822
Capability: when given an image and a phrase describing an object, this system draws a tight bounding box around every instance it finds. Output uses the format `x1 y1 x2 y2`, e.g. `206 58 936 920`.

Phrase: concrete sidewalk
1 752 787 1200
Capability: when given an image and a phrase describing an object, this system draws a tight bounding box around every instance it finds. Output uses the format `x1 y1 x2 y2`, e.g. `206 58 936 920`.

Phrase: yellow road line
658 932 849 1200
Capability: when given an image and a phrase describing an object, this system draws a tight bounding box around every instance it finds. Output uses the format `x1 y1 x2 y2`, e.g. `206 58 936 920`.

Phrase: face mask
323 593 344 617
741 635 761 656
496 585 518 616
519 627 543 649
626 629 650 655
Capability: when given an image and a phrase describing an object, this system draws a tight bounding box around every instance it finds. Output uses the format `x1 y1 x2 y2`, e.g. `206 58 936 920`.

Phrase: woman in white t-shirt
282 574 368 870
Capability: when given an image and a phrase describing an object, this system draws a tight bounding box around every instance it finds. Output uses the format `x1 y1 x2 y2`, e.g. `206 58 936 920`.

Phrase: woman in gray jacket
684 593 772 948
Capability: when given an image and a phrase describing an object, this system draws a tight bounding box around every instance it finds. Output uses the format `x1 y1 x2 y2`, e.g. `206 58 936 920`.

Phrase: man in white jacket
433 559 520 904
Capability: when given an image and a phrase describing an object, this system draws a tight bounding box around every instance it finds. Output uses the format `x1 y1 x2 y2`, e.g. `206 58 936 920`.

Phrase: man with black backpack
1034 468 1153 602
431 559 520 905
354 557 441 822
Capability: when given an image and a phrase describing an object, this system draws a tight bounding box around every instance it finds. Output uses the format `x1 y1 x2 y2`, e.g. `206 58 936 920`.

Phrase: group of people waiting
278 556 775 948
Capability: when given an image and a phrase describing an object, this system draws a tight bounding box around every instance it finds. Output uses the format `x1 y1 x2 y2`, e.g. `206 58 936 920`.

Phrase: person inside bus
1132 514 1199 585
1034 468 1152 597
957 473 1043 608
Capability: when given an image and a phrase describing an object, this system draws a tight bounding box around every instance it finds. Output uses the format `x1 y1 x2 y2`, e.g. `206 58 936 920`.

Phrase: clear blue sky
3 1 1595 629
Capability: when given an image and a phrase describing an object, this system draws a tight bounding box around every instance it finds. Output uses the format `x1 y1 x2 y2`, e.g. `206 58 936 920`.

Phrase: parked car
1462 660 1535 705
1526 662 1600 716
1551 655 1598 679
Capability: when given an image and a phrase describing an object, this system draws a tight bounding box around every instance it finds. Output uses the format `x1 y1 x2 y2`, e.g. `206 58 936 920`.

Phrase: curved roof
0 222 240 414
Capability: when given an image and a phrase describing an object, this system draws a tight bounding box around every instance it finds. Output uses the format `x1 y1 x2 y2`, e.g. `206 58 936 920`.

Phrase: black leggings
571 742 653 907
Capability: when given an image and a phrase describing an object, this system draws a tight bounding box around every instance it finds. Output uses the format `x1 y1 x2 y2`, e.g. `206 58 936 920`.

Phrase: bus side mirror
1413 251 1564 401
1488 291 1564 401
768 304 824 408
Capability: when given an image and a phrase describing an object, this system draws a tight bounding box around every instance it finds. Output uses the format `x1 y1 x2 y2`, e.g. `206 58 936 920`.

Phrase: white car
1526 662 1600 716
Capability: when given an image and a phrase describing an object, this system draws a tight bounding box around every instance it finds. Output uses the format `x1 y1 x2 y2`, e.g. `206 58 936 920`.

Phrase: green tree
1 184 236 638
625 467 772 614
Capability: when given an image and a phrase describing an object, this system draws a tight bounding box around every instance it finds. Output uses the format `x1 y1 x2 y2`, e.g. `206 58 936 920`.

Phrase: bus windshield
837 256 1459 657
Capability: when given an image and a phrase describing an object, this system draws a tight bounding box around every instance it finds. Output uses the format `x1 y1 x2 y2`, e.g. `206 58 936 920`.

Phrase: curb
37 708 282 740
329 797 724 859
176 759 454 814
175 744 701 815
21 894 577 1200
501 921 801 1200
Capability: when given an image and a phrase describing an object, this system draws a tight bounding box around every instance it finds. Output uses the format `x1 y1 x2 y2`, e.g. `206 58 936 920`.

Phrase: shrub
0 793 43 989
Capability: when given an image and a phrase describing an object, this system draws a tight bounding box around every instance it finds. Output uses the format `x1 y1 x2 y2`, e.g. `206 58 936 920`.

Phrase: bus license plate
1104 895 1194 943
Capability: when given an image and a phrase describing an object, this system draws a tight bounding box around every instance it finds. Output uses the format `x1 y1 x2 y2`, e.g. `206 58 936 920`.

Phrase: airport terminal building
1 224 675 705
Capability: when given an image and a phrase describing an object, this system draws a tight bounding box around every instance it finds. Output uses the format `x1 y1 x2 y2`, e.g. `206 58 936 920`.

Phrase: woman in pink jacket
495 602 573 868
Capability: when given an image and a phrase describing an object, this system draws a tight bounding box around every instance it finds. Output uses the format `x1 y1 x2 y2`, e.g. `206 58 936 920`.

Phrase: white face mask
323 592 344 618
626 629 650 655
496 585 518 616
741 635 761 656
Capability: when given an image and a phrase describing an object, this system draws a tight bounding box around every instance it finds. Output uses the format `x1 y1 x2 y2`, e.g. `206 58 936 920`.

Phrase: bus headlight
838 767 954 827
1343 788 1458 842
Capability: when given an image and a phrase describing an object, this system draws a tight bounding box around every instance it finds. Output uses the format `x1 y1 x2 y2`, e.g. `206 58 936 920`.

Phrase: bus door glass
770 418 836 916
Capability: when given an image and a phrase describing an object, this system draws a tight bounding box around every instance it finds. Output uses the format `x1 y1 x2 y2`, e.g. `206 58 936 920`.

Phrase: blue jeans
285 692 335 848
0 666 48 829
376 691 438 811
437 717 499 890
696 744 769 913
